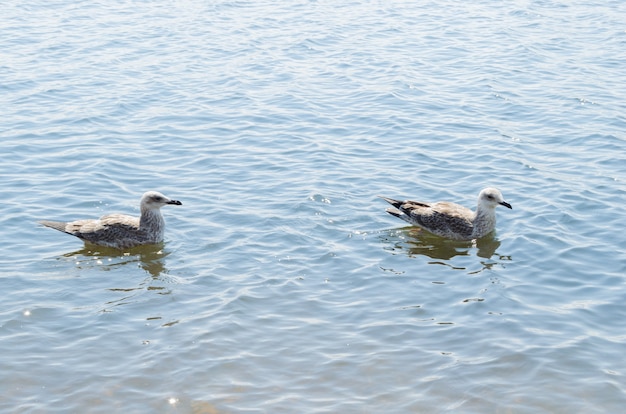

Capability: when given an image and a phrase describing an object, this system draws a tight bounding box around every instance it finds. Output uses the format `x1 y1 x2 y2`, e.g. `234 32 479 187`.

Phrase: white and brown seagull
380 187 511 241
39 191 182 249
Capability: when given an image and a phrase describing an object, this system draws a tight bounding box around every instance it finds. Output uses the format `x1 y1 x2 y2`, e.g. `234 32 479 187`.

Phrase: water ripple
2 0 626 412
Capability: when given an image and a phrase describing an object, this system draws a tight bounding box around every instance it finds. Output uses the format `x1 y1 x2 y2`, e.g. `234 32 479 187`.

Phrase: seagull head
140 191 182 210
478 188 512 210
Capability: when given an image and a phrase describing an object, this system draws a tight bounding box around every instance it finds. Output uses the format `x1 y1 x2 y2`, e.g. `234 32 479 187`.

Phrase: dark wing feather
399 201 475 240
69 214 141 244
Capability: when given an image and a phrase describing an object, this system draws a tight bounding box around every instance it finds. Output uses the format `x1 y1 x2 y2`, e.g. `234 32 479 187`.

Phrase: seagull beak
499 201 512 209
167 199 182 206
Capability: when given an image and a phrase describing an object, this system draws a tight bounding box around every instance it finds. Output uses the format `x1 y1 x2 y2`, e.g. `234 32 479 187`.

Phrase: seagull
380 187 511 240
39 191 182 249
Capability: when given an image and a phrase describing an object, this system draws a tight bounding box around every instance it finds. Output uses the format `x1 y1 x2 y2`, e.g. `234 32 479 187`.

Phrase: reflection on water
61 243 171 277
56 244 180 320
381 227 510 264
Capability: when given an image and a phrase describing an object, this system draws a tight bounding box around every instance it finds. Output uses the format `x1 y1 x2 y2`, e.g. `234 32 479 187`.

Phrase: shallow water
2 0 626 412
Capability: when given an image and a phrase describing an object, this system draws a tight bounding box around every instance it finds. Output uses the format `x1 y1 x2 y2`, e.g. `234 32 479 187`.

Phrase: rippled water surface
2 0 626 412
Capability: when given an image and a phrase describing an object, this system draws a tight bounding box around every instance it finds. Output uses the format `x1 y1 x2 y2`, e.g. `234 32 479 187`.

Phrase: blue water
2 0 626 412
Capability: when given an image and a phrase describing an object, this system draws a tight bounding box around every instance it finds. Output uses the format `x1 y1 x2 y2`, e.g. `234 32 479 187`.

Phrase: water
2 0 626 412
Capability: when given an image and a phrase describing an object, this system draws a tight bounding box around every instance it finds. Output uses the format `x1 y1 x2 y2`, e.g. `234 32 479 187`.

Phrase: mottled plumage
380 188 512 240
39 191 182 249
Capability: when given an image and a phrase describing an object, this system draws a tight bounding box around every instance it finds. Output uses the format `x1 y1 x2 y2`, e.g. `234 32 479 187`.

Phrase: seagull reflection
61 243 170 277
381 227 503 261
56 244 180 318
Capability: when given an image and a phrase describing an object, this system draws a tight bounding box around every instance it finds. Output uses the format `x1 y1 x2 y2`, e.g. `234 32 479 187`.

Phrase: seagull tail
378 196 403 209
38 220 68 233
385 208 403 219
